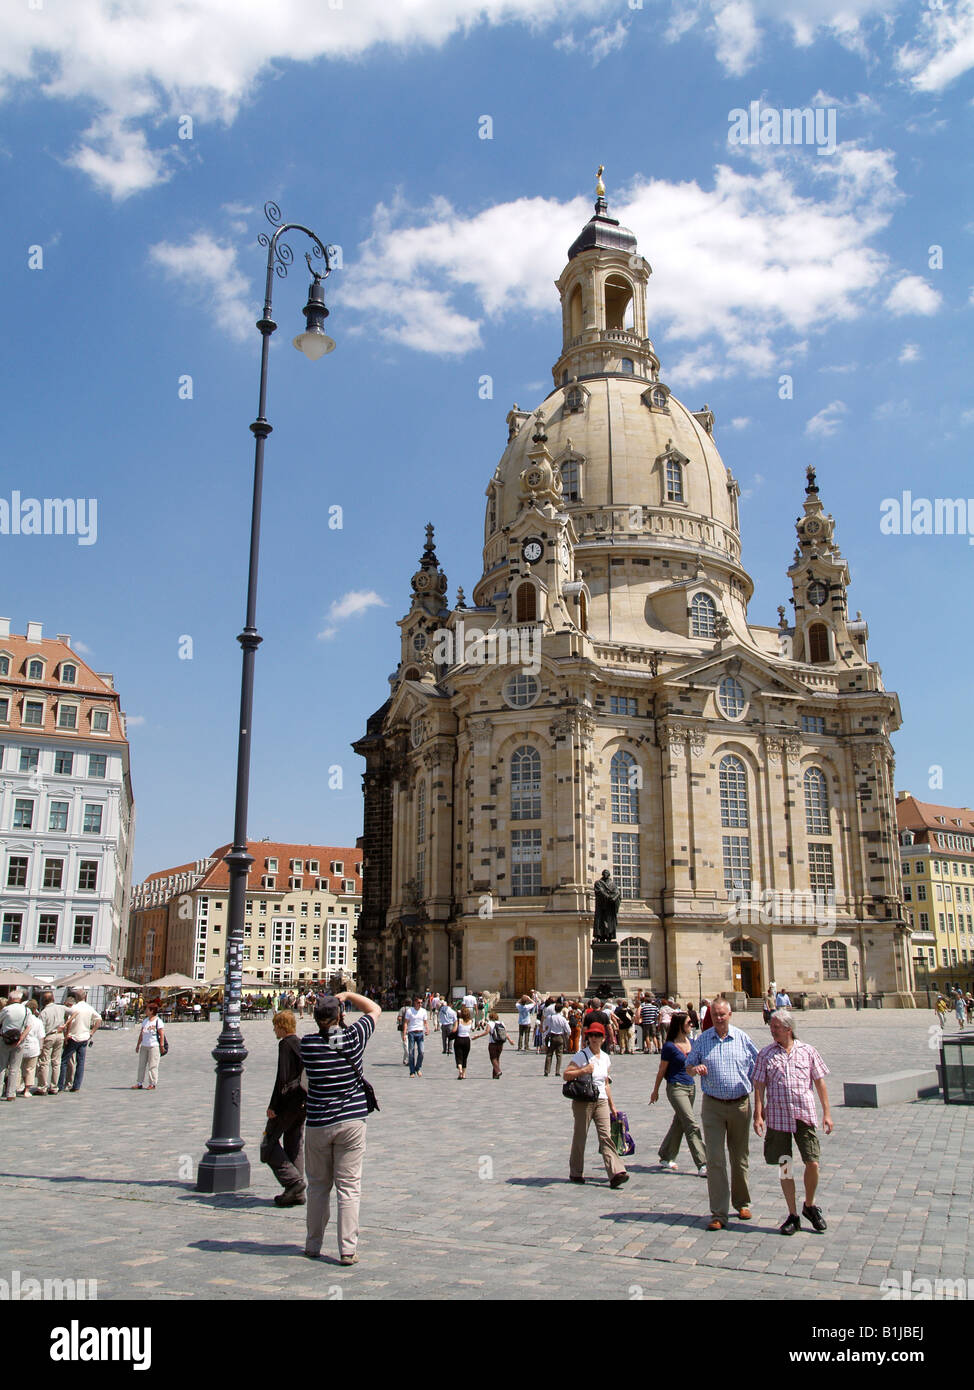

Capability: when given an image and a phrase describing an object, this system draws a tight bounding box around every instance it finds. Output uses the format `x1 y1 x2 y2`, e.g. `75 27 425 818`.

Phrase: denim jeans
58 1037 88 1091
407 1032 425 1074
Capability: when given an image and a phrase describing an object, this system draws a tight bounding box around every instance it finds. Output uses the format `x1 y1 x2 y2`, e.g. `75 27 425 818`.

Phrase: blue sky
2 0 972 880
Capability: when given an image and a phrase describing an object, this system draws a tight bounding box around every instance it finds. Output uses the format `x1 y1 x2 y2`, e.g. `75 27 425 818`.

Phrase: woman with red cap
563 1020 629 1188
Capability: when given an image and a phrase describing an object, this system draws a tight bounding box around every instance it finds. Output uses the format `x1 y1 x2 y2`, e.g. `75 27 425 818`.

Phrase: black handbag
562 1047 600 1103
348 1048 379 1114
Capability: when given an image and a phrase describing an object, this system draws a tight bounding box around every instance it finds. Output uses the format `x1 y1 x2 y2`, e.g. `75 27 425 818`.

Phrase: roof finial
595 163 607 215
805 464 819 495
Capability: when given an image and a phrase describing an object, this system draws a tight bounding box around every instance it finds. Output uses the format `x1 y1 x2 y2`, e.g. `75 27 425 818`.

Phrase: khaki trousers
136 1048 160 1087
659 1083 707 1168
36 1034 64 1091
569 1099 626 1181
701 1094 751 1222
305 1120 367 1259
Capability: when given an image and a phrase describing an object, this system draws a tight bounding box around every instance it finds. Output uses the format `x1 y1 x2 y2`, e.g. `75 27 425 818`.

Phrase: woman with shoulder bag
131 1000 165 1090
562 1022 629 1188
300 991 382 1265
261 1010 308 1207
486 1011 508 1079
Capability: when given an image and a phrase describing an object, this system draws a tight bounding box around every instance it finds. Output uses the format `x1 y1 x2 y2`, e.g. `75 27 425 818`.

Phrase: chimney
56 633 71 645
0 618 9 640
896 791 910 802
26 621 43 643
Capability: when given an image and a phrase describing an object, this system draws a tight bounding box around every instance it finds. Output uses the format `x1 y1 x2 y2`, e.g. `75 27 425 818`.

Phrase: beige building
126 841 362 987
896 793 974 993
354 182 912 1006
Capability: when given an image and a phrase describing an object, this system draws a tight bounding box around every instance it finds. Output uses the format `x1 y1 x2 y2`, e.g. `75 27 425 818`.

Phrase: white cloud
884 274 942 317
728 416 751 429
897 0 974 91
125 714 147 728
740 470 765 499
342 157 900 371
819 362 858 373
148 232 255 342
805 400 848 437
554 19 628 62
73 640 92 656
0 0 953 199
898 341 921 363
317 590 387 641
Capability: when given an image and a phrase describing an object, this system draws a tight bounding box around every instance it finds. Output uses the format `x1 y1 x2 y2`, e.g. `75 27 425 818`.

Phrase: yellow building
896 793 974 993
127 840 362 987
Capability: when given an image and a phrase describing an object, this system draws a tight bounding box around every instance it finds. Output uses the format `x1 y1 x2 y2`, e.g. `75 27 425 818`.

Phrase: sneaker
697 1165 707 1177
664 1160 678 1171
802 1203 828 1233
779 1212 802 1236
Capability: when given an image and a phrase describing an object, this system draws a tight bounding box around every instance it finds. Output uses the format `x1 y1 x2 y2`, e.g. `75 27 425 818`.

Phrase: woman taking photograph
563 1021 628 1188
649 1011 707 1175
300 990 382 1265
260 1010 307 1207
131 999 166 1090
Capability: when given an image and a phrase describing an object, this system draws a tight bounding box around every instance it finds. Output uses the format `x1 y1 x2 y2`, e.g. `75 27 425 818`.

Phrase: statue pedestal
585 942 624 1000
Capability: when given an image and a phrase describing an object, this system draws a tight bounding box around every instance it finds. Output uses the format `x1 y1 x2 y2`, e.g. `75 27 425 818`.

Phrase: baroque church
353 177 912 1007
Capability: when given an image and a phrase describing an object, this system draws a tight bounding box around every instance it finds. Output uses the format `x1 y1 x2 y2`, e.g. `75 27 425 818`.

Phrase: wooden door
732 959 743 992
514 955 535 996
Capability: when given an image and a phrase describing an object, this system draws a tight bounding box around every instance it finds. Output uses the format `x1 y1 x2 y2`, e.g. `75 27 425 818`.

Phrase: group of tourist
0 987 103 1096
935 987 973 1028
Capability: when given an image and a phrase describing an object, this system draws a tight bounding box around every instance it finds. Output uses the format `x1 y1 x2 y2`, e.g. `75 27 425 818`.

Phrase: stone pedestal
585 942 624 1000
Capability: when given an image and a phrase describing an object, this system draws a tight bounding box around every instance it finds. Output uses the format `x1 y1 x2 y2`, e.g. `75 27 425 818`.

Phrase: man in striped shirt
638 997 660 1053
686 998 759 1229
753 1010 832 1236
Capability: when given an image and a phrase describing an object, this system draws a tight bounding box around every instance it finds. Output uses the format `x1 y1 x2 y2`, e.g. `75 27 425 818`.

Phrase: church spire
409 521 448 609
787 468 868 666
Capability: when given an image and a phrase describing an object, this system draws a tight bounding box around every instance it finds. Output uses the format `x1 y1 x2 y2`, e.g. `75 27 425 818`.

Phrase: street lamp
196 202 337 1194
853 959 860 1011
696 959 703 1005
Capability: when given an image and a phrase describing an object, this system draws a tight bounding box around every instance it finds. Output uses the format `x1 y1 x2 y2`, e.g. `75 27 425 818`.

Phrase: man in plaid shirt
753 1011 833 1237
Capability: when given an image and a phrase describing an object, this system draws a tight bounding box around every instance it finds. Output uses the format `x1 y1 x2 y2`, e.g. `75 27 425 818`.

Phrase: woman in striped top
299 990 381 1265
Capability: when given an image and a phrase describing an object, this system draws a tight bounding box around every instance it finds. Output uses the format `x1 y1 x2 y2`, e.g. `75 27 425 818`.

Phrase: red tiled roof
0 632 126 744
198 841 362 894
897 795 974 840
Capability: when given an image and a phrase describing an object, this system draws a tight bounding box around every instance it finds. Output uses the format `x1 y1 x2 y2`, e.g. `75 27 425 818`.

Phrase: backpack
493 1021 508 1044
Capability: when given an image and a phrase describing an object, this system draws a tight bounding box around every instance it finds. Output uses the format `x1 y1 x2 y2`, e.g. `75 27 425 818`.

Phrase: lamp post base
196 1151 252 1194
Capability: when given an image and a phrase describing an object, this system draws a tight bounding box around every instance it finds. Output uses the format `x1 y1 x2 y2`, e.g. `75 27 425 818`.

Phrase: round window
503 673 541 709
717 677 746 719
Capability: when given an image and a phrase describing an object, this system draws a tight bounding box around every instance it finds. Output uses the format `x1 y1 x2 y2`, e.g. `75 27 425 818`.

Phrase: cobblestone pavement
1 1009 971 1301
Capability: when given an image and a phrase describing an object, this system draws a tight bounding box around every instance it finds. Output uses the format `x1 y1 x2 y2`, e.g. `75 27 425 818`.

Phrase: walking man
638 995 660 1053
543 1001 572 1077
686 998 758 1230
403 994 429 1076
753 1010 832 1235
438 996 457 1054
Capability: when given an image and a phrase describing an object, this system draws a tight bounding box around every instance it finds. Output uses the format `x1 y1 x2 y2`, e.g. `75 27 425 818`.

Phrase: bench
843 1069 940 1107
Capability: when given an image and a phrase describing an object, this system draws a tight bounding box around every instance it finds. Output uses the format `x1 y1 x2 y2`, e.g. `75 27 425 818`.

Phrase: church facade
353 183 913 1007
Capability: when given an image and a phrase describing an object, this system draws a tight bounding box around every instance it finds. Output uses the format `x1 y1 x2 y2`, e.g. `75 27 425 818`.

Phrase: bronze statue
593 869 621 942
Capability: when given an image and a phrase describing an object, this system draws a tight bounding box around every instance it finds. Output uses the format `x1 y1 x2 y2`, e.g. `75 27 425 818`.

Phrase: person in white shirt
462 991 477 1015
132 1000 167 1090
58 991 102 1093
18 1000 46 1096
402 995 429 1076
543 1002 572 1077
563 1022 629 1188
438 999 458 1055
0 991 31 1101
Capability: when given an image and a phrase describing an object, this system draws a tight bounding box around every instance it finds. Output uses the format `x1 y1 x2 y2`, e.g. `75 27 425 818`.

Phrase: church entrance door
514 955 535 996
732 958 762 998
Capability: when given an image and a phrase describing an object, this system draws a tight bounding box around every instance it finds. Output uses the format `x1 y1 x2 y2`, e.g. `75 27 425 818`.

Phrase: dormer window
266 857 278 872
651 387 668 410
60 664 77 685
291 859 303 873
559 457 582 502
665 458 685 503
27 659 45 681
91 708 110 733
0 655 10 677
690 593 717 638
565 387 584 414
23 698 45 727
57 702 79 730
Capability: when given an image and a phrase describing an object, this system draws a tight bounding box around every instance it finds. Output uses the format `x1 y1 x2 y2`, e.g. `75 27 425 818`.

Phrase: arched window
516 584 537 623
691 593 716 637
512 936 536 952
565 388 584 415
620 357 635 374
27 659 44 680
416 780 427 844
60 664 77 685
620 936 650 978
804 767 830 835
569 284 583 338
604 274 634 330
611 750 639 823
808 623 830 663
560 458 581 500
718 677 746 718
665 458 684 502
822 940 848 980
719 755 749 828
511 746 542 821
